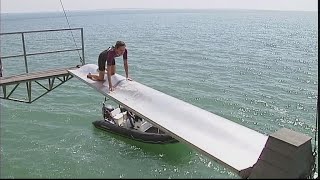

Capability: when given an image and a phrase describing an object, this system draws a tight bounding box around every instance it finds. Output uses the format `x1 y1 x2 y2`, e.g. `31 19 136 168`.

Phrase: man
87 41 132 92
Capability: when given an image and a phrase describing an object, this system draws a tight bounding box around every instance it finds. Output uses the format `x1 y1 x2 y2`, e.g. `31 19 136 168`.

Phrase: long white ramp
68 64 268 176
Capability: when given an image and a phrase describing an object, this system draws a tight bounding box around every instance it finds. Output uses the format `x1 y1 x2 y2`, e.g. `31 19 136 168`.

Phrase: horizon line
1 7 317 14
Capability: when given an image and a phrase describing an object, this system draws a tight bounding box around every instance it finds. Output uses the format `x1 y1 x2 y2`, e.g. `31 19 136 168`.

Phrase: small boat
92 97 179 144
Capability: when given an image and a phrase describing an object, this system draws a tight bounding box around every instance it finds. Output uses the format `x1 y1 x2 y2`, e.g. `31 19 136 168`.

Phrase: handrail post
81 28 85 65
0 57 3 77
21 33 29 73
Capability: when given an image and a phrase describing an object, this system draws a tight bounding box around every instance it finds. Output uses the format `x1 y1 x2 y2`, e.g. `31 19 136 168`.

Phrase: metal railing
0 28 85 103
0 28 85 74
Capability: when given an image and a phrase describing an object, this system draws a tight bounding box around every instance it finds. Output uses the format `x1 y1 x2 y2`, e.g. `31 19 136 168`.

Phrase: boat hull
92 120 178 144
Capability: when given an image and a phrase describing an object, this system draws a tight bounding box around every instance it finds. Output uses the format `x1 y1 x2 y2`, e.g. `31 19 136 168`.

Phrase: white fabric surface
68 64 268 173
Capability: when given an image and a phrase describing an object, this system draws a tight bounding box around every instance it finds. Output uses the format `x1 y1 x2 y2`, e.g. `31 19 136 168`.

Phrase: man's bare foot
87 73 92 79
126 77 132 81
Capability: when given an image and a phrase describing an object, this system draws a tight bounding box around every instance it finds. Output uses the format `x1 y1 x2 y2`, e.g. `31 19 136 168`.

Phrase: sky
0 0 318 13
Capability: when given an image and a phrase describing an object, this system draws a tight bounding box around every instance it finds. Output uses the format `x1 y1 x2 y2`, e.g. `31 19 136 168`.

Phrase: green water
0 9 318 178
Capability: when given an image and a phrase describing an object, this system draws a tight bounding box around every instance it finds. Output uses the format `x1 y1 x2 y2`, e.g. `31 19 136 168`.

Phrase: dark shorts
98 51 115 71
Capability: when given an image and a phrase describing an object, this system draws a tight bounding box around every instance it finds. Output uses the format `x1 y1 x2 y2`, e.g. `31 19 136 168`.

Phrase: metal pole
0 57 3 77
81 28 85 65
21 33 28 73
26 81 31 102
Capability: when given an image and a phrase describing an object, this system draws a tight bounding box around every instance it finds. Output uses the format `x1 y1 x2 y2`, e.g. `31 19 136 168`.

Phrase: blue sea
0 9 318 178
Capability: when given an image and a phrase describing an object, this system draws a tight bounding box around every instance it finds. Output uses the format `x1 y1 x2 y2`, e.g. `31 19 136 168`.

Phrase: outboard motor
105 104 114 112
134 115 142 122
102 102 114 119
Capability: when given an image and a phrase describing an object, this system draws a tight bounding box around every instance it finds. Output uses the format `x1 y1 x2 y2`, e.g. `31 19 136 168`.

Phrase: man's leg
87 55 107 80
87 52 108 81
87 70 105 81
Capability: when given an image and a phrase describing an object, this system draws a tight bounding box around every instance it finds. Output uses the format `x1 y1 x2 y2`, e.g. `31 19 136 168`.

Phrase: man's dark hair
115 41 126 49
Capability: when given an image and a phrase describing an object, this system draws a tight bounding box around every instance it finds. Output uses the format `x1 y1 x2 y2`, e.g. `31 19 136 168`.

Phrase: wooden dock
0 67 78 86
0 66 79 103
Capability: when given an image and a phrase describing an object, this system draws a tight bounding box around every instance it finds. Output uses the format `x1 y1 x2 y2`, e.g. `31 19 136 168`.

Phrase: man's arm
107 65 113 91
124 59 129 78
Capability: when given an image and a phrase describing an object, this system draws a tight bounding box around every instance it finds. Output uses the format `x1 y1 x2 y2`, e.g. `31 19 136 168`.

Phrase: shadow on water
91 124 194 166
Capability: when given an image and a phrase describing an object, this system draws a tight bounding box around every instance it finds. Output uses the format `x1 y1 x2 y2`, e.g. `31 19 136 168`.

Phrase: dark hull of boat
92 120 178 144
